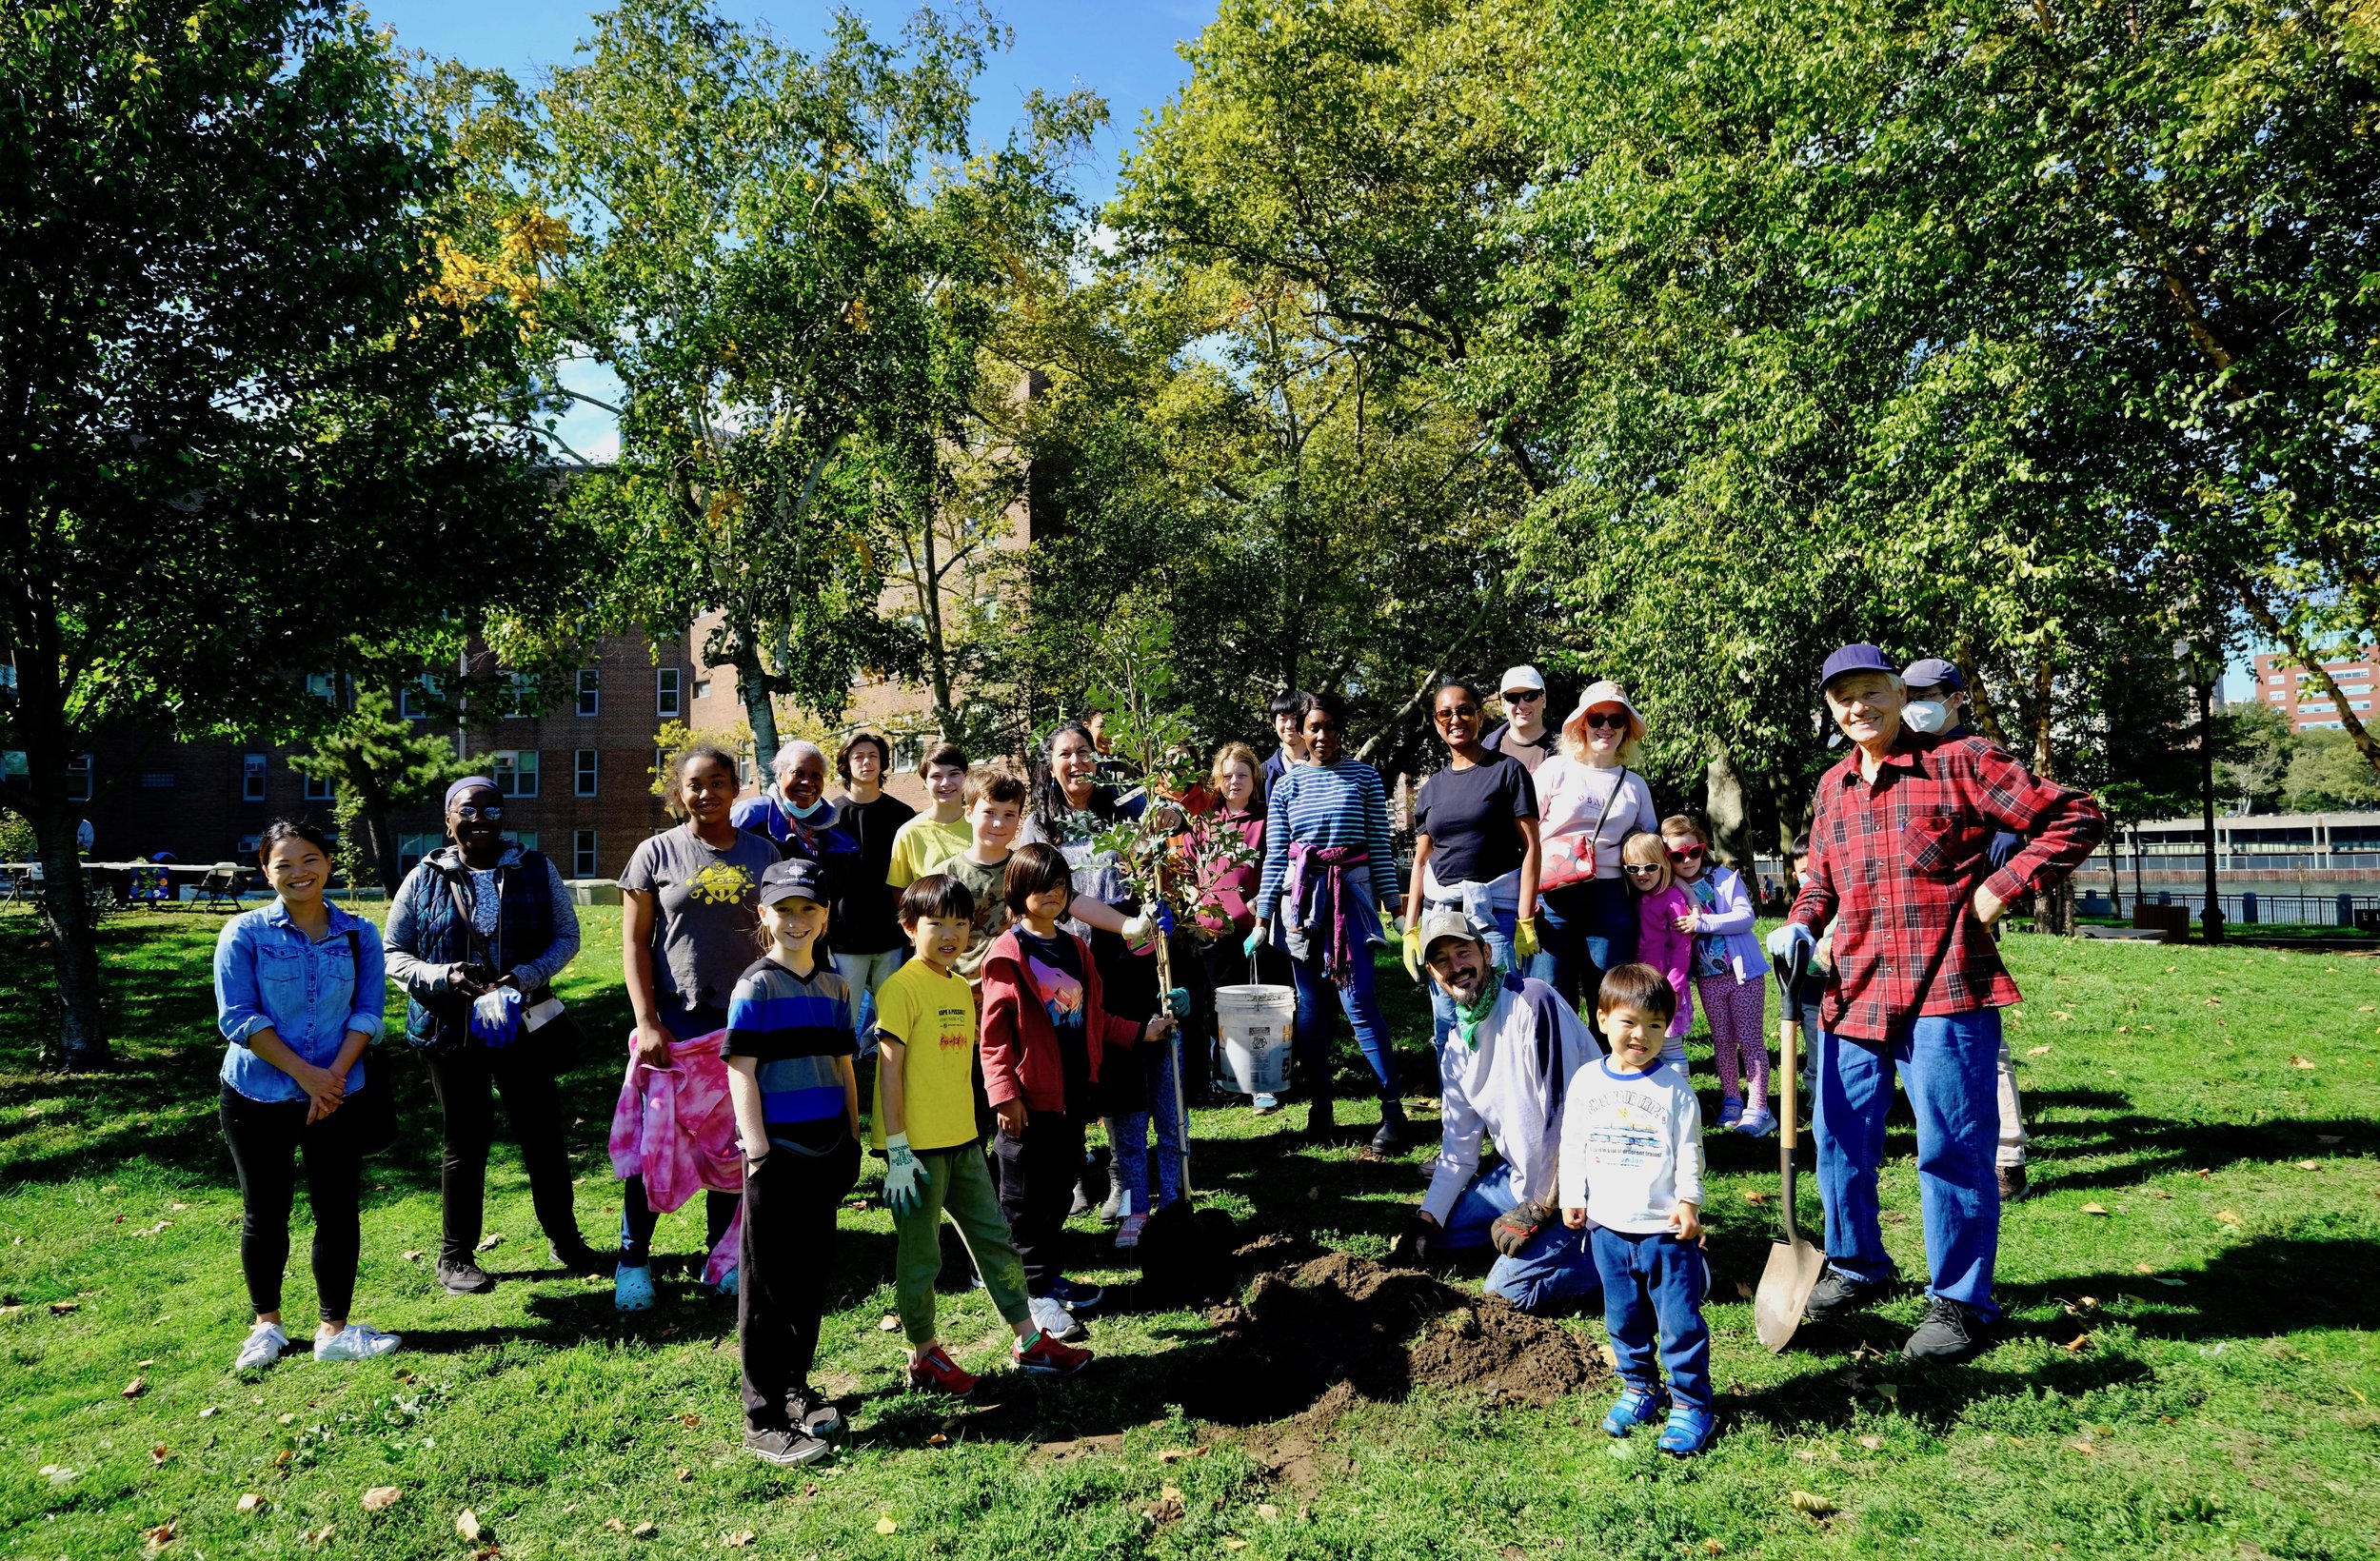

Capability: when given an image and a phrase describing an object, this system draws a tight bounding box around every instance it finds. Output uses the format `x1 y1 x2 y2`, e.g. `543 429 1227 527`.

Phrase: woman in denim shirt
212 820 400 1373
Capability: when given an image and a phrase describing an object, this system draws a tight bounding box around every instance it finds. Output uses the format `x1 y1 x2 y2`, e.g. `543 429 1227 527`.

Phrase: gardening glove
1165 987 1195 1020
1766 922 1815 961
1400 926 1422 982
882 1134 929 1218
1514 916 1541 962
1392 1214 1440 1269
1490 1199 1556 1258
1242 920 1271 959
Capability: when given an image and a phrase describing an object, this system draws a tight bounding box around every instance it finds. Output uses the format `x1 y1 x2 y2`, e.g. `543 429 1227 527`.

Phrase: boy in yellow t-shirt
874 873 1089 1393
884 742 972 889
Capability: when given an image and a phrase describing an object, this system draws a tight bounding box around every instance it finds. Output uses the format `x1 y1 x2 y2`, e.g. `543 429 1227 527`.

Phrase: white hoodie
1422 974 1603 1223
1557 1057 1705 1235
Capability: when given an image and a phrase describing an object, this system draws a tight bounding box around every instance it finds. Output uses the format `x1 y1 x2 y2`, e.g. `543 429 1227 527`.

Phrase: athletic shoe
1902 1299 1995 1364
905 1346 978 1397
234 1321 288 1372
312 1322 401 1363
549 1239 609 1276
1013 1331 1092 1376
1369 1101 1412 1154
1657 1405 1716 1455
1097 1184 1126 1225
743 1424 831 1468
613 1262 658 1313
1996 1165 2029 1203
715 1266 740 1298
1048 1274 1104 1313
1251 1094 1281 1115
436 1258 494 1295
1029 1294 1085 1342
1735 1108 1776 1137
785 1386 844 1439
1114 1213 1149 1251
1802 1267 1889 1324
1602 1384 1670 1436
1716 1097 1745 1131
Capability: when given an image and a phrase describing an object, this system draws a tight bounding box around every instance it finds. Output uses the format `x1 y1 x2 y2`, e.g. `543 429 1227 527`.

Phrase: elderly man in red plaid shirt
1768 644 2103 1362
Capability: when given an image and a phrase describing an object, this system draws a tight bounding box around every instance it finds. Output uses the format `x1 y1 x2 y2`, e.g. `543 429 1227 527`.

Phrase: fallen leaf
1857 1434 1882 1451
1741 1189 1769 1205
2134 1262 2155 1274
362 1487 403 1512
49 1299 78 1314
2194 1167 2211 1178
2071 1439 2099 1454
724 1531 755 1549
475 1234 503 1252
1158 1447 1194 1463
123 1375 148 1398
1706 1543 1727 1556
632 1521 656 1538
2079 1203 2110 1216
2290 1056 2317 1069
675 1468 692 1484
142 1520 176 1553
1735 1280 1755 1300
280 1412 299 1425
2062 1334 2091 1354
1789 1491 1836 1518
2215 1209 2243 1227
678 1413 703 1429
456 1510 483 1542
402 1250 424 1263
1224 1541 1248 1552
2027 1045 2052 1057
306 1523 335 1548
2297 1160 2319 1171
198 1406 219 1419
604 1519 625 1533
2204 998 2221 1007
875 1515 900 1535
237 1493 268 1514
877 1313 902 1332
1258 1504 1279 1520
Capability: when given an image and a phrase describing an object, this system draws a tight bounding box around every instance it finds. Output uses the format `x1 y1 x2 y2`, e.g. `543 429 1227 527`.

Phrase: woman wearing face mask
1532 682 1659 1023
385 778 601 1295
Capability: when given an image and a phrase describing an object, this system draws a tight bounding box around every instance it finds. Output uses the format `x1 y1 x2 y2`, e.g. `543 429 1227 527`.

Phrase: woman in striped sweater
1247 691 1411 1150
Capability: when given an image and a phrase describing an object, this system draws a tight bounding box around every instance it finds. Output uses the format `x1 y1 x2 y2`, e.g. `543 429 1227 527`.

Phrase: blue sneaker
1735 1108 1776 1137
1657 1405 1716 1456
1047 1274 1103 1313
1601 1384 1669 1436
613 1262 657 1313
1716 1097 1745 1131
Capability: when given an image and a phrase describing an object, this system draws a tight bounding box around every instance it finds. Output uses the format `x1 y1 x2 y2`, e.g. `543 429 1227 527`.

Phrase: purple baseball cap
1902 657 1965 692
1818 643 1897 689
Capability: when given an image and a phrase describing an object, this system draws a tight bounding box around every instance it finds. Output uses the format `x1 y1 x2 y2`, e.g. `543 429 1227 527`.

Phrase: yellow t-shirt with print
869 958 980 1152
885 815 972 889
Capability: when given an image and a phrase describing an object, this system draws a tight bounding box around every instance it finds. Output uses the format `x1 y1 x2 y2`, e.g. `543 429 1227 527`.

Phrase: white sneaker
234 1321 288 1371
1029 1294 1084 1342
312 1322 402 1363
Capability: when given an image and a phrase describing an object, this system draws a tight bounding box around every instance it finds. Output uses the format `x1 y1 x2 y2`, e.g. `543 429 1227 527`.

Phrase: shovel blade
1754 1235 1826 1353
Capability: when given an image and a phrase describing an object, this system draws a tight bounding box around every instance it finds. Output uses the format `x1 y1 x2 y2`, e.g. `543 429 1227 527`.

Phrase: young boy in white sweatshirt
1559 961 1715 1455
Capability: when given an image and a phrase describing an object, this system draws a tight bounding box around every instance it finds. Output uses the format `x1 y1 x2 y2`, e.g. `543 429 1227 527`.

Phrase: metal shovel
1754 939 1826 1352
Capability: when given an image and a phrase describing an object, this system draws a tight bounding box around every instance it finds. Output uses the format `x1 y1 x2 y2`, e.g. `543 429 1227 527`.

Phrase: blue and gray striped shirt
724 957 856 1154
1253 759 1401 920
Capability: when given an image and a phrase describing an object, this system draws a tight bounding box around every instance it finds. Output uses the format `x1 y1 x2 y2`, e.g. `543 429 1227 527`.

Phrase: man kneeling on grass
874 873 1091 1394
1393 907 1603 1314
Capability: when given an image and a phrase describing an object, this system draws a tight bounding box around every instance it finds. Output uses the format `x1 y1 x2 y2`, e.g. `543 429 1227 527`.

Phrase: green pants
895 1143 1032 1346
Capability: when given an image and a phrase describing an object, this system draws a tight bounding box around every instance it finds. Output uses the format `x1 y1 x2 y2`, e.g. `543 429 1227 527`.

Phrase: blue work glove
1165 987 1194 1019
882 1134 928 1217
1765 923 1815 961
1243 920 1271 959
1156 903 1177 937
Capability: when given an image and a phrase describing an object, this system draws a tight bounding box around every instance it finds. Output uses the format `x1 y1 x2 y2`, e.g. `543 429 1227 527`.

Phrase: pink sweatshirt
608 1028 744 1284
1634 884 1696 1046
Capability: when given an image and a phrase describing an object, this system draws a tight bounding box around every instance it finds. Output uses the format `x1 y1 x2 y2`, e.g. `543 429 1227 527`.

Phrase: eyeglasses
1621 863 1663 877
1667 844 1706 862
453 804 505 821
1582 711 1631 731
1501 690 1542 702
1433 702 1480 725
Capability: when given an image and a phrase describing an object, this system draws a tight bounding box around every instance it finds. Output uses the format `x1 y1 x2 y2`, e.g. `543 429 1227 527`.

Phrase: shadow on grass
2015 1087 2370 1192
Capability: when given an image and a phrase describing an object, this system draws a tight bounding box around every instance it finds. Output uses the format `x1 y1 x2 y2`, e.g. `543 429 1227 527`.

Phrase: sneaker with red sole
904 1345 978 1397
1012 1331 1092 1376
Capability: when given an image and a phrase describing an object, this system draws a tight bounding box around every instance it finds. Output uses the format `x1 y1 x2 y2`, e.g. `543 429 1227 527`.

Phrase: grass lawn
2 907 2375 1559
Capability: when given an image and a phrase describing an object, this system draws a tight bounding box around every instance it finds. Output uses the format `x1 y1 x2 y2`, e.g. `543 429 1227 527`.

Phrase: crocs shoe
1657 1405 1716 1456
1602 1384 1670 1436
234 1321 288 1372
313 1322 401 1363
1251 1094 1281 1116
1716 1097 1745 1131
614 1262 658 1313
715 1265 740 1299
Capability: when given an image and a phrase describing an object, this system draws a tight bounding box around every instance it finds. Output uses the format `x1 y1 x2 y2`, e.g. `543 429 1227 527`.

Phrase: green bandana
1453 979 1501 1046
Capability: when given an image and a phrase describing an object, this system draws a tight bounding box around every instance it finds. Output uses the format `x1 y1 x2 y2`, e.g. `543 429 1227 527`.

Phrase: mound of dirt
1183 1240 1608 1424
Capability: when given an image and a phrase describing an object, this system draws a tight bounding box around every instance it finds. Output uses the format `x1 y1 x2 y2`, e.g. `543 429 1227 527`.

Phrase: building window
239 833 263 860
575 748 598 797
504 672 541 720
654 747 667 786
306 672 339 702
242 753 267 802
64 754 94 802
576 668 601 717
891 734 923 774
573 829 598 878
400 677 438 720
656 666 683 718
397 832 438 875
504 830 540 852
139 770 175 789
737 749 755 786
304 771 334 802
491 750 540 799
692 677 712 701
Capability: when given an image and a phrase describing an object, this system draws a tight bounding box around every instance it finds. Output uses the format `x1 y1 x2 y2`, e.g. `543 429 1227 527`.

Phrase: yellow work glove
1514 915 1541 963
1400 924 1422 982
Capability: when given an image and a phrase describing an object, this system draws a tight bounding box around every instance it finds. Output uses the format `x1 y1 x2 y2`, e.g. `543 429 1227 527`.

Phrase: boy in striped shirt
724 858 862 1468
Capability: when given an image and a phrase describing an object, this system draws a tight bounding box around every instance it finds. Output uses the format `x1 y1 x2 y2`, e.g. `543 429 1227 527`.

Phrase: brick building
2251 649 2379 733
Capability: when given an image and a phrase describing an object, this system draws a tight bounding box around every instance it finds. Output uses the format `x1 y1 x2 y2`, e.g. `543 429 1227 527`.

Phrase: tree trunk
366 800 402 895
29 770 106 1070
736 634 780 778
2104 832 2123 919
1702 741 1752 869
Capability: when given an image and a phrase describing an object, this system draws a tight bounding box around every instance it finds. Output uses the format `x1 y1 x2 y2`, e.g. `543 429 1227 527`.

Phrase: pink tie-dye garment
607 1029 746 1283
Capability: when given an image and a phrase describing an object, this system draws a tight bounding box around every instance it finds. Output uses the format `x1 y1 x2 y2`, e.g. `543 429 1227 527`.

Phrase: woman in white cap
1532 682 1658 1024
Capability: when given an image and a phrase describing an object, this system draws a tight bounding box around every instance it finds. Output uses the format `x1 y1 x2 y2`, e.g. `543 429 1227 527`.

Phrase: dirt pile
1183 1240 1608 1424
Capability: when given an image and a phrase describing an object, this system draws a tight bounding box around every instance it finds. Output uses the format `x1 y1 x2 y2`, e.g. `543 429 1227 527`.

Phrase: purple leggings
1696 972 1769 1112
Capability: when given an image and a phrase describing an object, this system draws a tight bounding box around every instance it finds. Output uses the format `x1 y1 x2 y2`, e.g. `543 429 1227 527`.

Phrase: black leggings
219 1083 364 1319
738 1137 861 1429
421 1045 586 1264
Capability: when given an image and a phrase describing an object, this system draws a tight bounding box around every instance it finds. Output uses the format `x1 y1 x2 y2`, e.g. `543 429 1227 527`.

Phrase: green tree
2284 729 2380 814
0 0 550 1067
289 684 469 896
2214 702 2296 815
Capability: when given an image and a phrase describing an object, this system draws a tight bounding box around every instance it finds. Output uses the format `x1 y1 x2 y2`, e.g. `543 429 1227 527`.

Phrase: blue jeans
621 1003 738 1271
1290 939 1399 1103
1814 1008 2003 1317
1532 879 1637 1016
833 946 906 1058
1440 1160 1603 1314
1590 1226 1712 1413
1109 1040 1185 1214
1427 905 1517 1060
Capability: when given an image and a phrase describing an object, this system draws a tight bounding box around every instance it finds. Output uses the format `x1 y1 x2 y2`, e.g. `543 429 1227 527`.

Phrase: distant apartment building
2251 649 2379 732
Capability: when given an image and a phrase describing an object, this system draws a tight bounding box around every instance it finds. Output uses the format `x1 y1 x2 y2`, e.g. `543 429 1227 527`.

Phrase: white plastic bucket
1214 983 1297 1095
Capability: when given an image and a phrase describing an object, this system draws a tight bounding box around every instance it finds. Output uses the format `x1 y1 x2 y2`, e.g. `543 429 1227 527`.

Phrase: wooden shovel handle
1777 1014 1799 1151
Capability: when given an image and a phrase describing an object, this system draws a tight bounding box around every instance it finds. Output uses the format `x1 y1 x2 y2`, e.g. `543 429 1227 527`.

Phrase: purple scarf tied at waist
1284 842 1371 989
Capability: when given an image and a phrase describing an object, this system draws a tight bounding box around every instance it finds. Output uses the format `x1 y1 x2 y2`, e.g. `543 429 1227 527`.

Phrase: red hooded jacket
979 925 1140 1115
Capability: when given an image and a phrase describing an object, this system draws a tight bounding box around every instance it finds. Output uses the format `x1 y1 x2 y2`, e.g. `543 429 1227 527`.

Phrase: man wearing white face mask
1902 658 2030 1203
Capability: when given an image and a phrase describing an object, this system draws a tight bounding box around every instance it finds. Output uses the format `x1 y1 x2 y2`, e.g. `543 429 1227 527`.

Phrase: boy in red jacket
980 842 1176 1343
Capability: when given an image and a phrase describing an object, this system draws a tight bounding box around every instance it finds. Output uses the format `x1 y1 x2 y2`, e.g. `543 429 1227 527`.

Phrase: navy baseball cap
758 857 829 908
1902 657 1965 692
1819 643 1897 689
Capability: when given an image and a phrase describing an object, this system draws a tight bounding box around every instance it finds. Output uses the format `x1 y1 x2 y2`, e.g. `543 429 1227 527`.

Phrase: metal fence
2077 888 2380 929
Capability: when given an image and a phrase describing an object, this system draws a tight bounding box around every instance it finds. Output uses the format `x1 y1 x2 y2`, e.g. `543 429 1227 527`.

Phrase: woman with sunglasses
385 777 604 1295
1532 682 1658 1023
1402 682 1540 1058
